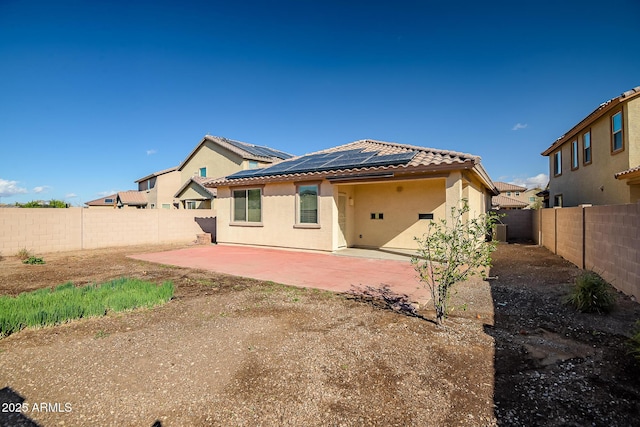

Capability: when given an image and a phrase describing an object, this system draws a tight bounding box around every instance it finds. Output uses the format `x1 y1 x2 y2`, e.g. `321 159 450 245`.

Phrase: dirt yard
0 243 639 426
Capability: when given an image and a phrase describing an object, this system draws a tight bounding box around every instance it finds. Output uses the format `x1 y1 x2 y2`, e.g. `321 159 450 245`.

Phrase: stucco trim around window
230 187 263 226
553 150 562 177
582 129 592 166
571 140 579 171
294 181 321 228
611 110 624 154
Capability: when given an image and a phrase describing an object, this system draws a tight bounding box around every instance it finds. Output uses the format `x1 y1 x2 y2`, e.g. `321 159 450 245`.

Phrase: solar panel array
226 149 417 180
223 138 293 159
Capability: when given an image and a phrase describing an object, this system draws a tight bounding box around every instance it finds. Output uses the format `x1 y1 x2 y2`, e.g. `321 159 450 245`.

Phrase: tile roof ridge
357 139 480 161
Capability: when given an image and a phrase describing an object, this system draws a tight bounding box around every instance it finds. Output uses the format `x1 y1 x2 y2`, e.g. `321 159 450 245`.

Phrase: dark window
418 213 434 220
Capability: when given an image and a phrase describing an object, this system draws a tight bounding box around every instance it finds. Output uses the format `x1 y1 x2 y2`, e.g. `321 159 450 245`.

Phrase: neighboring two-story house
492 182 543 209
135 167 180 209
541 86 640 207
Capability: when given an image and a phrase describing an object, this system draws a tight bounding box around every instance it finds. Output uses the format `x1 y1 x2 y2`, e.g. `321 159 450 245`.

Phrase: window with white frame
233 188 261 222
297 184 318 224
185 201 196 209
199 167 207 177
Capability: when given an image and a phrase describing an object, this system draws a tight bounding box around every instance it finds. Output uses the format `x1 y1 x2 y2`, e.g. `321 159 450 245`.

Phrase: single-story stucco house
205 139 498 252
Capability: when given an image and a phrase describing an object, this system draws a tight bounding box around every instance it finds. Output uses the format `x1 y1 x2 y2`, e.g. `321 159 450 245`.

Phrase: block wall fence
501 202 640 301
0 208 216 254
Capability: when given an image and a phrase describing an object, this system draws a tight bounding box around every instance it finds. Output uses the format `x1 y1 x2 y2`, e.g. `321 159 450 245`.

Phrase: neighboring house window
506 191 511 197
104 198 113 203
162 204 171 209
554 194 563 207
248 161 259 169
553 151 562 176
199 167 207 177
529 197 535 202
297 184 319 224
583 131 592 165
186 201 196 209
515 192 520 196
571 140 579 170
233 189 262 222
611 111 623 152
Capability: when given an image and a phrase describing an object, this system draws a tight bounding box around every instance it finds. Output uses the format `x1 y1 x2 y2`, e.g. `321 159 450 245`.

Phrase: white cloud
65 193 78 198
512 123 528 131
33 185 51 194
0 179 28 197
97 190 117 197
146 149 157 155
511 173 549 190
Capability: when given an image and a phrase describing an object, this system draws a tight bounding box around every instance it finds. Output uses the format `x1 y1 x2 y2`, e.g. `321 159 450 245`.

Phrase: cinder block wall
535 202 640 301
0 208 212 255
496 209 533 240
585 203 640 300
555 207 584 268
540 209 556 252
0 208 83 253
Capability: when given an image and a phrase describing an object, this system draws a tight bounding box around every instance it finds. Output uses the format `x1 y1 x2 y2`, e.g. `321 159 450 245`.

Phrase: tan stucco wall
145 170 181 208
0 208 209 254
217 173 491 252
340 179 447 250
181 141 245 183
548 99 638 206
216 181 335 251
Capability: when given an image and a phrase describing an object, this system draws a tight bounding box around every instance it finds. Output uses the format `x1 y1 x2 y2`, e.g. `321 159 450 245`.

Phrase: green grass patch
0 278 174 338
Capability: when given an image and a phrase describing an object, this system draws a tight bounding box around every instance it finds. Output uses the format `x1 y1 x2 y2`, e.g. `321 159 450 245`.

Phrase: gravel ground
0 242 639 426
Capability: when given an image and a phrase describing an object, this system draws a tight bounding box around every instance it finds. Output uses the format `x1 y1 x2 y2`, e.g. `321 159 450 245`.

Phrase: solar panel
225 149 417 180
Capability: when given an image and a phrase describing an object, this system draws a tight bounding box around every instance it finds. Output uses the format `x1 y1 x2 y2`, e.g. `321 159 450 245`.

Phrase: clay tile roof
205 139 498 194
117 191 147 206
494 182 527 192
85 194 117 206
174 176 217 198
492 195 528 208
614 165 640 180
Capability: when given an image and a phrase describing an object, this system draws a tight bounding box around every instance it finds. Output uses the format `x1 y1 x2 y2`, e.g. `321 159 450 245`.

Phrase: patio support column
445 171 463 224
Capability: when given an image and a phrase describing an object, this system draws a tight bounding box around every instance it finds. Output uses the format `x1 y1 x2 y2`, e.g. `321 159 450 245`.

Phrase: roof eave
542 87 640 156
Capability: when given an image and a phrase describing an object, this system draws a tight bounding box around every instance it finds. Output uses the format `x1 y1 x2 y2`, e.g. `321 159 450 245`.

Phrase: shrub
565 271 616 314
15 248 31 261
22 256 45 265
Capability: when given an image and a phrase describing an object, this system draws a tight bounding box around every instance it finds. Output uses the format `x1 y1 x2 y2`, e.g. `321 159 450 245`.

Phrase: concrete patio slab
130 245 430 305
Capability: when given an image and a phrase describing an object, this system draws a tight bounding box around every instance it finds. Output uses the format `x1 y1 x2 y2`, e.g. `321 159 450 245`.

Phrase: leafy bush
0 278 174 337
22 256 45 265
565 271 616 314
15 248 31 261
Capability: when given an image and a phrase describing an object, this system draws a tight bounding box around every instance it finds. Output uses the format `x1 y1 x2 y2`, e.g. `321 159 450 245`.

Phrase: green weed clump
0 278 174 337
22 256 45 265
565 271 616 314
15 248 31 261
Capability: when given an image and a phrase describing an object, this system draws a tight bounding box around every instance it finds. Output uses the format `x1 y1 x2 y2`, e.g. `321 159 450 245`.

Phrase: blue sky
1 0 639 205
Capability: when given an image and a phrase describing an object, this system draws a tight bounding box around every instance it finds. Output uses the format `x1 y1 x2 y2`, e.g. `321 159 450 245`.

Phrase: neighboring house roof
615 165 640 181
177 135 294 171
494 182 527 192
135 166 178 183
117 191 147 206
85 194 117 206
492 195 528 209
542 86 640 156
205 139 498 194
174 176 217 199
